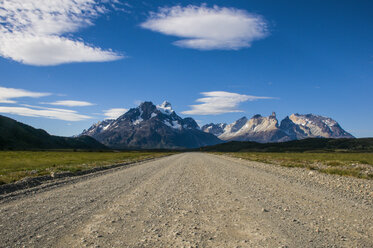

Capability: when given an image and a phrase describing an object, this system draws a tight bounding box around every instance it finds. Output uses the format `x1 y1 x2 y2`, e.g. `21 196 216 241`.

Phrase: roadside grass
0 151 172 185
221 152 373 179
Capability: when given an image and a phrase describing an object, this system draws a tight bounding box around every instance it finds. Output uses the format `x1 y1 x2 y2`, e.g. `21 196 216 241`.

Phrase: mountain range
0 101 355 150
81 101 221 149
82 101 353 148
202 112 354 143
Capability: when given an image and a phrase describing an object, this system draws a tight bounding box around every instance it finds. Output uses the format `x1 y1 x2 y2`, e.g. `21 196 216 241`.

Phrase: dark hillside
0 115 106 150
200 138 373 152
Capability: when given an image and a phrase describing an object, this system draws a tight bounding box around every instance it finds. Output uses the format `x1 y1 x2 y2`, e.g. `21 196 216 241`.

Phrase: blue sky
0 0 372 137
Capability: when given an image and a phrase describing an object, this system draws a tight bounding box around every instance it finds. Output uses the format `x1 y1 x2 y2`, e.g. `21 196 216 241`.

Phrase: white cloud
141 5 268 50
182 91 275 115
0 34 122 66
42 100 95 107
0 105 92 121
0 0 123 65
0 86 50 103
104 108 128 119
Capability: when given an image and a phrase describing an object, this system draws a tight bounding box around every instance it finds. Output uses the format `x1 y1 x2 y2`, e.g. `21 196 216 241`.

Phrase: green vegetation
0 151 172 185
202 137 373 179
201 138 373 152
223 152 373 179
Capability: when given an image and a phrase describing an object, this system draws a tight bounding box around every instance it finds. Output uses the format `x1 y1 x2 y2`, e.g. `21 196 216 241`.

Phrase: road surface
0 153 372 247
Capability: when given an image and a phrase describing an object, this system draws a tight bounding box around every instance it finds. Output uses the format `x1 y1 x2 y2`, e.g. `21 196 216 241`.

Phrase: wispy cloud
104 108 128 119
182 91 275 115
0 0 123 65
42 100 95 107
0 86 94 121
0 86 50 103
0 105 92 121
141 5 268 50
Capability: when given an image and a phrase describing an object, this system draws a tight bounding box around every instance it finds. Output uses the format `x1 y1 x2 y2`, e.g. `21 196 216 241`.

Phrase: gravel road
0 153 372 247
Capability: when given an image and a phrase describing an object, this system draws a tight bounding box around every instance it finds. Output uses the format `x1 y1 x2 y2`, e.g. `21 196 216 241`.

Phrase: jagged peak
252 114 262 119
125 101 175 117
157 101 174 115
229 116 248 133
290 113 339 128
292 113 320 118
291 113 330 120
236 116 248 121
250 113 279 120
139 101 156 108
280 116 292 124
160 101 172 107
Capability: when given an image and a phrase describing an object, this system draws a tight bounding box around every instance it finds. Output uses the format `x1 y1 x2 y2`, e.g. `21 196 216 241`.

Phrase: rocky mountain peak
230 117 248 132
217 113 285 142
182 117 199 130
137 101 157 120
139 101 156 109
247 113 279 131
288 113 351 138
201 123 227 137
157 101 174 115
279 116 293 128
81 101 221 149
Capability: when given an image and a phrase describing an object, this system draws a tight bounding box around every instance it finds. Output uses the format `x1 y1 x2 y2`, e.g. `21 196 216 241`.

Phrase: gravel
0 153 372 247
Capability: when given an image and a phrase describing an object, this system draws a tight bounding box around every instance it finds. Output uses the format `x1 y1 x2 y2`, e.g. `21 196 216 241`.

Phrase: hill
0 115 107 150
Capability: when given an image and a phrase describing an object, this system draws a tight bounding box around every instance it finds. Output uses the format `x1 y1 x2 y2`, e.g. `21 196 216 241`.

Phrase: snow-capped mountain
82 101 221 149
202 113 354 143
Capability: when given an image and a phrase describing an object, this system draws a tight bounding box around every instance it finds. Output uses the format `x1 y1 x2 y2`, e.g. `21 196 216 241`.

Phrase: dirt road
0 153 372 247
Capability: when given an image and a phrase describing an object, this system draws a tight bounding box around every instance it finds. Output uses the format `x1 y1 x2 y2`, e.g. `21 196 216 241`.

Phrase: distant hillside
0 115 107 150
200 138 373 152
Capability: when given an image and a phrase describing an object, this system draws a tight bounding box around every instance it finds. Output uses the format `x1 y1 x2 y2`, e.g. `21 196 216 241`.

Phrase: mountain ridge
202 112 354 143
0 115 106 150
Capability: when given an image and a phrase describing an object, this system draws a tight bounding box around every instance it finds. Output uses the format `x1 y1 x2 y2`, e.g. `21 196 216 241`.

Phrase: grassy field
224 152 373 179
0 151 172 185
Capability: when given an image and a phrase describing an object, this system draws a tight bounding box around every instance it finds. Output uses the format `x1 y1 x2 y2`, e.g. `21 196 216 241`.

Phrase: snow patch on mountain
164 120 182 129
133 117 143 125
102 123 112 131
157 101 174 115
